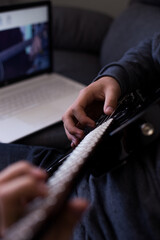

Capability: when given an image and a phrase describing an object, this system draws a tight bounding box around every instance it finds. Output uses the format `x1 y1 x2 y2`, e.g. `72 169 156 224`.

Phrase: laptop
0 1 85 143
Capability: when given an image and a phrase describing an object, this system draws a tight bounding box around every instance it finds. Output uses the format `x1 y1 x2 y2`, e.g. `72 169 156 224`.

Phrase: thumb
103 89 119 115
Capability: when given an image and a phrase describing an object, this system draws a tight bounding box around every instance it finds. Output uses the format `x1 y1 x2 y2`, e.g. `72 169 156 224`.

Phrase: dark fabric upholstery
100 2 160 67
130 0 160 6
52 6 111 86
53 50 100 85
52 6 113 54
15 121 70 149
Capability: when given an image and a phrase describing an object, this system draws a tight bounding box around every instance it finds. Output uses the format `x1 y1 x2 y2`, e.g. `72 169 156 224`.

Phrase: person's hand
0 161 48 236
62 76 121 147
0 161 88 240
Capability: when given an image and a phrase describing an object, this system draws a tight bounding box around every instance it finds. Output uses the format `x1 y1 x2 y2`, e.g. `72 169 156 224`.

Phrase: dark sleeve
95 32 160 96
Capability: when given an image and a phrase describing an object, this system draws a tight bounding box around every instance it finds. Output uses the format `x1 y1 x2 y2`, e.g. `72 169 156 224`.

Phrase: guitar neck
3 118 113 240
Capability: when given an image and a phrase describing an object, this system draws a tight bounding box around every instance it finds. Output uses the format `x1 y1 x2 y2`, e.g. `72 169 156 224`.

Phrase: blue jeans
1 140 160 240
0 143 63 171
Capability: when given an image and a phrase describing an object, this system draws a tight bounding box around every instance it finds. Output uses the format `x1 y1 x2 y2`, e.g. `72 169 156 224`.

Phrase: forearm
95 33 160 96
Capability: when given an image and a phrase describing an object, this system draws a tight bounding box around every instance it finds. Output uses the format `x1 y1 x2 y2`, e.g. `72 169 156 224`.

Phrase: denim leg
0 143 63 171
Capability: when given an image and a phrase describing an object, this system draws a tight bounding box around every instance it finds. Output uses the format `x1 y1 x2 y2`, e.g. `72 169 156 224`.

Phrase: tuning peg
141 122 155 136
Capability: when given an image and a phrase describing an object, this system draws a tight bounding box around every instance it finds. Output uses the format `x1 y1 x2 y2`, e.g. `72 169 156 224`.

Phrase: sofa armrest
52 6 113 54
100 2 160 67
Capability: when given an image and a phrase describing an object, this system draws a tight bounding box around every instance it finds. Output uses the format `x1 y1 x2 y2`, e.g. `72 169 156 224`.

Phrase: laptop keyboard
0 87 50 120
0 74 80 120
0 85 53 119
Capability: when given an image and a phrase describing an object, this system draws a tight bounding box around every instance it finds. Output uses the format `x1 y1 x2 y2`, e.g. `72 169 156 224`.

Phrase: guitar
3 89 160 240
46 89 160 175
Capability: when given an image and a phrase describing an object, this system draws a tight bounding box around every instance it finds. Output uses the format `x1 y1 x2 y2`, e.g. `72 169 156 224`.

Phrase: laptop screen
0 1 52 86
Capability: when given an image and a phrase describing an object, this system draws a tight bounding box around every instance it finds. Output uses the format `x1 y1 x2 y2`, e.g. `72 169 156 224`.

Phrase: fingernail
75 133 83 139
88 122 96 128
105 106 114 115
31 168 47 179
71 142 75 148
71 139 76 147
71 137 80 147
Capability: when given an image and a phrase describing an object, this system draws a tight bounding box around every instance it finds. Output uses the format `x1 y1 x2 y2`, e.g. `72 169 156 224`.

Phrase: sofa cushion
130 0 160 6
54 50 100 85
52 6 113 54
0 0 11 5
100 2 160 67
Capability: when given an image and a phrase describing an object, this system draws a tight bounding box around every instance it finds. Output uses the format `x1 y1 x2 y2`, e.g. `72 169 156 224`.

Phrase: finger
63 105 95 137
62 109 85 146
63 114 84 139
0 175 48 204
43 198 89 240
71 87 98 127
72 106 96 128
0 175 48 231
103 84 121 115
103 89 118 115
63 108 96 147
63 127 81 147
0 161 47 184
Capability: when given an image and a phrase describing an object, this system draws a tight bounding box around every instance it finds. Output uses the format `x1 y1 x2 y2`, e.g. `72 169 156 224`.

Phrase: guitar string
96 97 125 127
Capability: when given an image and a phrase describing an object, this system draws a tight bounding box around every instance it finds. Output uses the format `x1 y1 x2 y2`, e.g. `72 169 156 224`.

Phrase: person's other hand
0 161 88 240
62 76 121 147
0 161 48 236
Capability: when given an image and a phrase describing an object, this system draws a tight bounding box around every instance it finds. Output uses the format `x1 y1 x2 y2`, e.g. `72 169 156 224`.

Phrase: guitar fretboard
4 118 113 240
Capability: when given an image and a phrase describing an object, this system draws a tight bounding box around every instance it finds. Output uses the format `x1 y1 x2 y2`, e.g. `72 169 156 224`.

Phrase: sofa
11 0 160 149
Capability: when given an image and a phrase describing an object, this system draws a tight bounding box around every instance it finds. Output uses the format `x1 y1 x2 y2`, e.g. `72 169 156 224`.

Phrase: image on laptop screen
0 2 52 85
